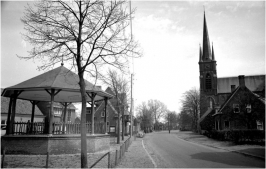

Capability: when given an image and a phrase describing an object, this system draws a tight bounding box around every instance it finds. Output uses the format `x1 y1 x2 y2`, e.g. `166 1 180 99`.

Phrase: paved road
143 130 265 168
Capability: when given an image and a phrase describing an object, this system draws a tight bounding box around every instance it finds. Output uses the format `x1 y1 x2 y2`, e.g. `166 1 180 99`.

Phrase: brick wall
1 134 110 155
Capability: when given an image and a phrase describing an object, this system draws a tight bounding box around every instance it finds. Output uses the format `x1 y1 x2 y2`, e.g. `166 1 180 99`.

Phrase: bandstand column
6 97 13 135
45 89 61 135
49 89 55 135
30 101 37 134
10 90 23 134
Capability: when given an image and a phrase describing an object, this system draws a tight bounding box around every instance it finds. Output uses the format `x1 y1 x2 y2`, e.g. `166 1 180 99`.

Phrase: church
198 12 265 133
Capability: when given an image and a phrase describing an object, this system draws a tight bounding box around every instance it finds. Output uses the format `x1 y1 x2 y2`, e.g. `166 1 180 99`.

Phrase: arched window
206 73 212 89
208 97 214 108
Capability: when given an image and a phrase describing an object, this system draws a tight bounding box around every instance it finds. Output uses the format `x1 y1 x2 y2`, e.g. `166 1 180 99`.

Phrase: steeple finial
61 56 64 66
212 42 215 61
202 10 212 61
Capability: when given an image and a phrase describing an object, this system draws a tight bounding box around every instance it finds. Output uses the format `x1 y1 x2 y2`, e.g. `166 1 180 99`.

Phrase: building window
256 121 263 130
101 109 105 117
67 109 71 122
233 104 240 113
224 121 230 129
86 107 91 114
246 104 251 113
54 107 62 117
110 126 115 132
205 73 212 89
231 85 236 92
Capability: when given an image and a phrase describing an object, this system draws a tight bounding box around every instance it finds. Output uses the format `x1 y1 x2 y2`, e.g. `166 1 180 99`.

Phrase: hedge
204 129 265 144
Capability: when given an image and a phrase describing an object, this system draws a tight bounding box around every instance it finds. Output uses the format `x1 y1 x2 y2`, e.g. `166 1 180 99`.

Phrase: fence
1 136 133 168
13 122 45 135
90 136 132 168
12 121 105 135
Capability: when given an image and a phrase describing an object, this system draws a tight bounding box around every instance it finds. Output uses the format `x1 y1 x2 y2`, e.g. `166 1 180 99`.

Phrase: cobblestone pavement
175 131 265 159
115 138 154 168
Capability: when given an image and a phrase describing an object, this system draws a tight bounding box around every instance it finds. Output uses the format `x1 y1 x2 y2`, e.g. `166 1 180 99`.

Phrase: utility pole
130 74 133 137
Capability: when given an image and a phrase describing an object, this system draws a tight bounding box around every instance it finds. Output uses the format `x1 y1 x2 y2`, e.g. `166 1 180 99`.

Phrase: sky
1 1 265 115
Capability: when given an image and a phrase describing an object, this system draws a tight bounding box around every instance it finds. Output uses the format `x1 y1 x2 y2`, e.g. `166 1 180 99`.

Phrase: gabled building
212 76 265 130
86 87 131 135
198 12 265 132
37 102 76 123
1 95 45 125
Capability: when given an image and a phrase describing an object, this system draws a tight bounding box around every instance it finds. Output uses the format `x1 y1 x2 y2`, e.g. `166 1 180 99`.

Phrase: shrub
208 129 265 144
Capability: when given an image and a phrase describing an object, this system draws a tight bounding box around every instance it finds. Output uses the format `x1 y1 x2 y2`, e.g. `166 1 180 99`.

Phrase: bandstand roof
1 65 113 103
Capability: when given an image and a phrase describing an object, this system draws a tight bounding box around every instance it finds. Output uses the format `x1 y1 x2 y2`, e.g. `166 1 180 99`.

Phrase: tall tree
147 99 167 130
180 88 200 131
165 110 178 131
136 102 153 132
101 69 129 143
20 1 141 167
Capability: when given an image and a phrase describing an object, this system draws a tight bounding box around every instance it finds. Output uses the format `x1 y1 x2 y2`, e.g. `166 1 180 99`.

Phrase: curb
180 137 265 160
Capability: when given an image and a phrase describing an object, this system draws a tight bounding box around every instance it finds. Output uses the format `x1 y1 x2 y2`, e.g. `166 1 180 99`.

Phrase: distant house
1 89 76 127
86 87 131 135
1 94 45 127
75 117 81 123
37 102 76 123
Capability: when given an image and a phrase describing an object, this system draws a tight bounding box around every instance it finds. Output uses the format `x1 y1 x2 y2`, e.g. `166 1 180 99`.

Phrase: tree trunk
122 105 124 140
116 96 120 144
79 75 88 168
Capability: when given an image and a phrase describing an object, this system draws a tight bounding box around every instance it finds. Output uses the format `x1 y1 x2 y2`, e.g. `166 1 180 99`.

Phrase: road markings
142 139 157 168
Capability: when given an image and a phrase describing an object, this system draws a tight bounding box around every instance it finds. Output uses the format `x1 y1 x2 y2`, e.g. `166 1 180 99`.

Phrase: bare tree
20 1 141 167
165 110 178 132
101 69 129 143
148 99 167 130
136 102 153 133
180 87 200 132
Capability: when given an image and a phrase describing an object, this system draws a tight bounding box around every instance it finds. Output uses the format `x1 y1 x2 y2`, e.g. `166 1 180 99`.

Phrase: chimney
231 85 236 92
238 75 245 88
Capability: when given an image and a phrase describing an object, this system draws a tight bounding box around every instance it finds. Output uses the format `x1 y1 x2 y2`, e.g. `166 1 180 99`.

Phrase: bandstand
1 65 113 154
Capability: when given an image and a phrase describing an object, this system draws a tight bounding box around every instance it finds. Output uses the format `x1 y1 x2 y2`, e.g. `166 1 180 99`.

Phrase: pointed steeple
202 11 212 61
212 42 215 60
199 44 203 62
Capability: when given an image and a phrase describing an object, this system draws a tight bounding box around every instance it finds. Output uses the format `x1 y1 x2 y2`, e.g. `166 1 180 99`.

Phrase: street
143 130 265 168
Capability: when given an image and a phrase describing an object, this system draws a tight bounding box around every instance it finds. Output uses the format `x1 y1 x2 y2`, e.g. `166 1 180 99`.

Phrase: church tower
199 12 217 96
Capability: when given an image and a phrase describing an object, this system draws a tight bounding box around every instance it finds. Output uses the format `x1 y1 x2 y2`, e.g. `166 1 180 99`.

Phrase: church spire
212 42 215 61
199 44 203 62
202 11 212 61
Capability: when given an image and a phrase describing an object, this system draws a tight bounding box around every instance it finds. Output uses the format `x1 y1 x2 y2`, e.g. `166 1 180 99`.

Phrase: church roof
217 75 265 93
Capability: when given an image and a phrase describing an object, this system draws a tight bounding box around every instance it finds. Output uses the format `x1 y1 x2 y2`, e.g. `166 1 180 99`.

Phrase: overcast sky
1 1 265 114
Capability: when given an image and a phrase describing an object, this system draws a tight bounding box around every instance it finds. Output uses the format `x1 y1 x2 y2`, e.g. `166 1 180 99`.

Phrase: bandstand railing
12 121 106 135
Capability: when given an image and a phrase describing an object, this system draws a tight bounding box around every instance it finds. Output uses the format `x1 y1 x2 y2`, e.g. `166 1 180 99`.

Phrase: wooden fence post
46 151 49 168
120 145 122 159
1 147 6 168
108 152 111 168
115 150 118 166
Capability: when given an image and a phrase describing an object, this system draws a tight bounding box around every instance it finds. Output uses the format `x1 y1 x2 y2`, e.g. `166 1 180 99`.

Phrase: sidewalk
115 137 154 168
175 131 265 160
